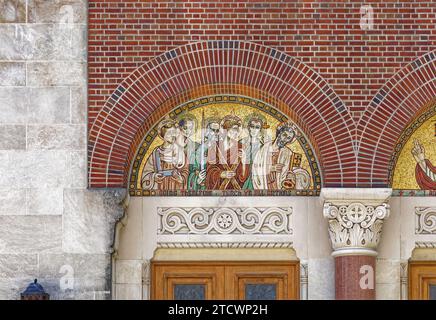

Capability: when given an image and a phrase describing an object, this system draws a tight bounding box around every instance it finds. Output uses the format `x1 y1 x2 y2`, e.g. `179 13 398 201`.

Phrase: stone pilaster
322 188 392 300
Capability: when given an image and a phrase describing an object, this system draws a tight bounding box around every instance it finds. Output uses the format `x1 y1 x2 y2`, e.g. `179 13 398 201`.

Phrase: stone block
0 87 71 125
38 253 110 279
67 151 87 188
27 61 86 86
0 24 86 61
0 254 38 279
0 0 26 23
26 188 63 215
28 0 87 24
0 215 62 254
0 62 25 86
63 189 125 254
0 151 68 188
0 88 27 124
28 87 70 124
0 151 28 188
25 151 69 188
27 125 86 150
0 188 26 215
0 125 26 150
70 86 86 124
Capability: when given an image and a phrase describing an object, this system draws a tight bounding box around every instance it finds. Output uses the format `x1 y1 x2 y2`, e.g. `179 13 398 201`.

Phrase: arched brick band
88 41 354 188
357 51 436 187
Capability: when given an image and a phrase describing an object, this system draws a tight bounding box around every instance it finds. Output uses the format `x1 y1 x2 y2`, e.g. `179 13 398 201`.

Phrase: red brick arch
357 50 436 187
88 41 355 188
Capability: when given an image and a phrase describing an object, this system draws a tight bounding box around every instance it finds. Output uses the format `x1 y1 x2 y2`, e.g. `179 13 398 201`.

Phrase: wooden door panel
151 263 225 300
225 263 299 300
409 261 436 300
237 277 285 300
151 261 299 300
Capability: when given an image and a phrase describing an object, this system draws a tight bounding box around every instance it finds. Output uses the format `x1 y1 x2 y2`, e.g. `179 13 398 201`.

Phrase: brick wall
88 0 436 187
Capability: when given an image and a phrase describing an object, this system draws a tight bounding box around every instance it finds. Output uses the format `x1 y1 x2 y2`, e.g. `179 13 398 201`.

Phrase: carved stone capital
323 202 390 257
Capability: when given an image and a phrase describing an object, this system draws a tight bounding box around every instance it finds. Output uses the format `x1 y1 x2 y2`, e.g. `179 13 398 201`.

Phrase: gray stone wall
0 0 123 299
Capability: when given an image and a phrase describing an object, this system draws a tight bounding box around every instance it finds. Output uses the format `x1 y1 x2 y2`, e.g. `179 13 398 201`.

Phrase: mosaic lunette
130 96 322 196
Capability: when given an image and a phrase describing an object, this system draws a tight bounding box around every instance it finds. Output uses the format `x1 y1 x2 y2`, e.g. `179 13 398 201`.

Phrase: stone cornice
321 188 392 204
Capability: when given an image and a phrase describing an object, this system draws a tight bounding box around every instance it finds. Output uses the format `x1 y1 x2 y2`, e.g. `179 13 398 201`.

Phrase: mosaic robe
252 143 294 190
415 159 436 190
183 138 205 190
141 144 189 190
205 140 249 190
240 136 264 190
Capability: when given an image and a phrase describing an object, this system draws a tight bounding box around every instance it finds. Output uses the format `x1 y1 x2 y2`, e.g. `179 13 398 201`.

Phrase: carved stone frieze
158 207 292 235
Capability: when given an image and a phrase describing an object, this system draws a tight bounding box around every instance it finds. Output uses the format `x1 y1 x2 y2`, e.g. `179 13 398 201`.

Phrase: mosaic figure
141 118 188 190
412 139 436 189
240 114 266 190
177 114 202 190
252 122 310 190
205 114 249 190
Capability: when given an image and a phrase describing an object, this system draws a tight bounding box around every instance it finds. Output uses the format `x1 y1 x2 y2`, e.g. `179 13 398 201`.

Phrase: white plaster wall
0 0 123 300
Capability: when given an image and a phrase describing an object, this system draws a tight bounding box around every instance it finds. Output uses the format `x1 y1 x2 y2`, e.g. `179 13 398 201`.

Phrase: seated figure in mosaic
412 138 436 189
252 122 311 190
141 118 189 190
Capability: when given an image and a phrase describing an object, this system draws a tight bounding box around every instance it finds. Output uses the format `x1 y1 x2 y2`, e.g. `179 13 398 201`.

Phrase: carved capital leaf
323 202 390 255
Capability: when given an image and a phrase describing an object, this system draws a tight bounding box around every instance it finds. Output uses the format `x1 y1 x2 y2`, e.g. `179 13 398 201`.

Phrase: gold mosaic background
393 114 436 189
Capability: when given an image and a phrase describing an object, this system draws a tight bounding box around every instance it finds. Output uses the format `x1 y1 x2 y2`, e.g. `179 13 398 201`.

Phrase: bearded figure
252 122 311 190
205 114 249 190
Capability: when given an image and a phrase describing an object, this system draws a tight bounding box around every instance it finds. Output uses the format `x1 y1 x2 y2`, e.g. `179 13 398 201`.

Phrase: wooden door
409 261 436 300
225 263 297 300
151 261 299 300
151 263 225 300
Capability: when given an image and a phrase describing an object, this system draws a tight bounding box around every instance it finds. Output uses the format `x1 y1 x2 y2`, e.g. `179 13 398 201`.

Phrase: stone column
322 189 391 300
